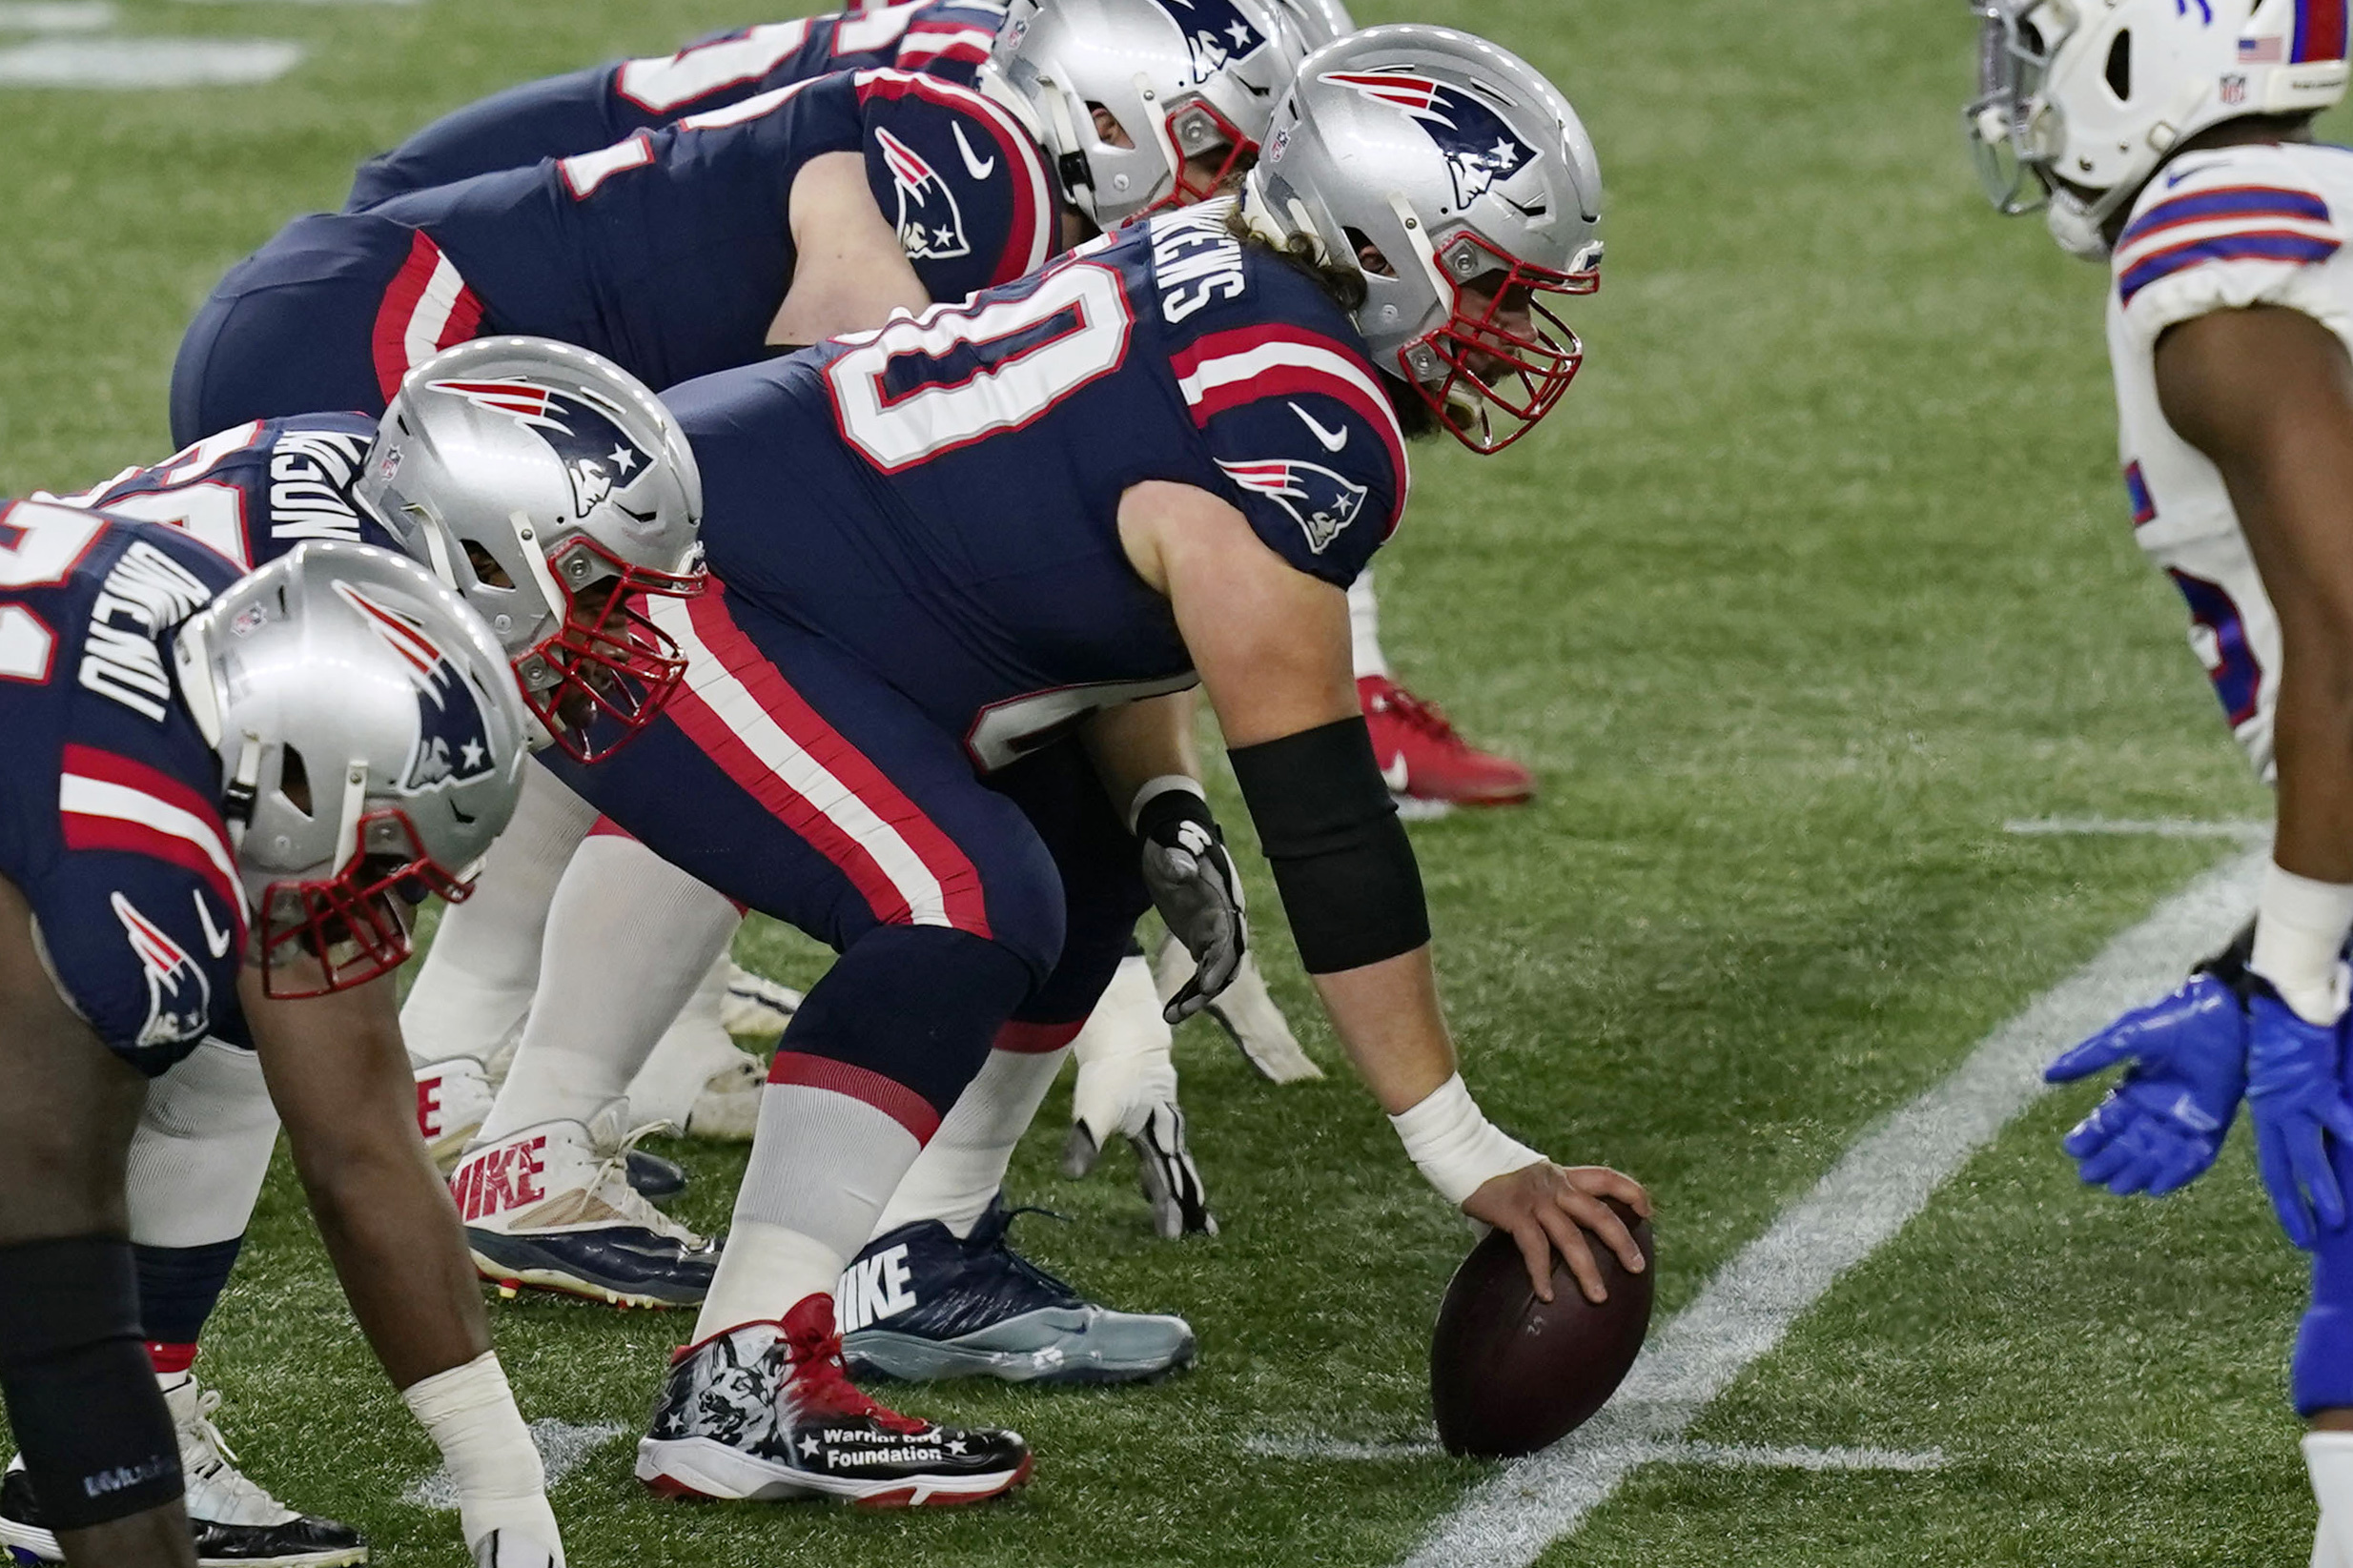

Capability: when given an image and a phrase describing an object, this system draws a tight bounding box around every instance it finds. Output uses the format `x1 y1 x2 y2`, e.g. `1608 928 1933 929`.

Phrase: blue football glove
2044 972 2247 1197
2245 986 2353 1249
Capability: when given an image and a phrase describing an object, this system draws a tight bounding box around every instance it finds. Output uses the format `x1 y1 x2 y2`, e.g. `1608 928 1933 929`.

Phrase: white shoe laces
587 1114 705 1244
178 1386 298 1527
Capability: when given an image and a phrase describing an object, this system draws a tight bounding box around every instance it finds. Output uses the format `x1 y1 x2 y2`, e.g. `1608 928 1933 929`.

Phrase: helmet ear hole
1344 226 1399 278
2105 31 2130 100
276 745 314 820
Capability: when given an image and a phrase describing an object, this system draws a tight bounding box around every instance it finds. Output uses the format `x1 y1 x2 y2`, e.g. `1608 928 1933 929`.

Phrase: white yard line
0 36 302 86
404 1419 626 1509
0 3 113 30
2003 815 2267 840
1247 1436 1943 1472
1400 847 2264 1568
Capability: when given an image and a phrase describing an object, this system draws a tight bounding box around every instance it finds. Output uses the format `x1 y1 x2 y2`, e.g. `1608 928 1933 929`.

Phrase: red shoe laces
785 1324 925 1435
1370 681 1469 749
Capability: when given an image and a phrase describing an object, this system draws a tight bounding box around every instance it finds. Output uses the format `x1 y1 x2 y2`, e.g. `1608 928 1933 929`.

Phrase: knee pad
0 1236 182 1529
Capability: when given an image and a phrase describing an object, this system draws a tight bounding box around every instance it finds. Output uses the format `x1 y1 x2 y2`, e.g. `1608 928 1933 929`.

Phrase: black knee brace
0 1236 182 1530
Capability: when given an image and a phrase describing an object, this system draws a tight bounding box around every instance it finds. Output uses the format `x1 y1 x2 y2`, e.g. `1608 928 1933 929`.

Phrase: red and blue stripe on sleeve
2114 182 2341 306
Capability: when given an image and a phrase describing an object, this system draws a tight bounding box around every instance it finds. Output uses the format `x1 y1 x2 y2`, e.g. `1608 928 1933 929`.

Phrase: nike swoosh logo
952 122 996 181
193 890 232 959
1291 400 1348 453
1380 752 1410 793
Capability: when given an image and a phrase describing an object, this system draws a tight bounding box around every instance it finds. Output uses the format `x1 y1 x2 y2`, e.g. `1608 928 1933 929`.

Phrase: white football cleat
412 1054 499 1171
1154 938 1321 1084
684 1050 766 1141
453 1101 719 1308
719 961 802 1038
624 1011 767 1144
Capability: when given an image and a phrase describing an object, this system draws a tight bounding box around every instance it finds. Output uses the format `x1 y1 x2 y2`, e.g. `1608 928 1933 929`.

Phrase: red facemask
1138 99 1258 219
1405 232 1599 456
524 537 706 764
256 809 477 998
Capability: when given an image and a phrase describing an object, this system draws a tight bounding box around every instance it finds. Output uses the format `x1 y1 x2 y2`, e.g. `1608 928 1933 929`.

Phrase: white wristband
1128 774 1205 834
2250 863 2353 1025
1388 1073 1543 1207
401 1352 563 1563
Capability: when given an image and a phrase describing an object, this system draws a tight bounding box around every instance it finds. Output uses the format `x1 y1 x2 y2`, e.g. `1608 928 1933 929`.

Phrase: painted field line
1246 1436 1943 1472
0 3 113 30
403 1419 625 1509
2004 815 2266 841
1402 847 2264 1568
0 36 301 86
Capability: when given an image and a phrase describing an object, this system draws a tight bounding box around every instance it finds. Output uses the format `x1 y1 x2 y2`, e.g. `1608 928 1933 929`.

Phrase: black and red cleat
635 1294 1031 1507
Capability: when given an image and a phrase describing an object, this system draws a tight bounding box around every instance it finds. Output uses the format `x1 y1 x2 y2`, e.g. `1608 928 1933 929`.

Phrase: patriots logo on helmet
873 128 972 264
1219 458 1368 555
427 377 655 519
332 580 500 795
112 891 210 1049
1157 0 1270 84
1322 68 1541 211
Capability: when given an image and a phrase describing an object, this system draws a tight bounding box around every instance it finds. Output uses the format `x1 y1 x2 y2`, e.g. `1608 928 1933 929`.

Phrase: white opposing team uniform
2107 140 2353 782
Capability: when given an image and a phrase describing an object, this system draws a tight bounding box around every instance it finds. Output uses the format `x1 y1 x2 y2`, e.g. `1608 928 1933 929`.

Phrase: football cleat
683 1049 766 1142
840 1202 1196 1384
454 1101 719 1308
1154 939 1322 1085
1359 673 1535 812
413 1053 499 1171
0 1375 369 1567
720 962 803 1038
636 1297 1031 1507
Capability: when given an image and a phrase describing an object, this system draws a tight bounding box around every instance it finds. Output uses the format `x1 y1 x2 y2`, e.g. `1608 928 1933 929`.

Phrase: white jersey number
0 501 109 682
826 262 1136 473
964 673 1198 774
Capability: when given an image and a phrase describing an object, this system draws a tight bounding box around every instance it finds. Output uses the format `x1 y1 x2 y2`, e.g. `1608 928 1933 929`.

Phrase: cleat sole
0 1517 366 1567
470 1250 697 1311
636 1437 1028 1508
846 1326 1196 1387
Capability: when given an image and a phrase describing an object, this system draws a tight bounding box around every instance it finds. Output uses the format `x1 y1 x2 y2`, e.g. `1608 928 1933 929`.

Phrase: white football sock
873 1042 1072 1240
2309 1432 2353 1567
624 944 753 1129
127 1038 280 1249
1068 953 1177 1145
701 1080 925 1338
399 762 596 1069
1348 568 1388 682
479 834 739 1143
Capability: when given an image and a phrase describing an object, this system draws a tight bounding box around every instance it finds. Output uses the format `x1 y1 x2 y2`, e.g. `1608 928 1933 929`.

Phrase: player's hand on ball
1463 1163 1650 1305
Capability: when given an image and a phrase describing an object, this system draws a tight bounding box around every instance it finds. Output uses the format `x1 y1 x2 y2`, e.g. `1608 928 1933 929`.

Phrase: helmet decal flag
873 126 973 263
427 377 656 519
1157 0 1271 84
332 580 500 794
113 891 211 1049
1219 458 1368 554
1322 68 1540 210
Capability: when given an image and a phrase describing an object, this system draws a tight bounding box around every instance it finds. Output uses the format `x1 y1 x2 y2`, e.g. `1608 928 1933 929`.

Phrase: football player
344 0 1008 210
1963 1 2353 1559
0 339 706 1568
0 536 555 1568
378 0 1297 1340
515 24 1647 1504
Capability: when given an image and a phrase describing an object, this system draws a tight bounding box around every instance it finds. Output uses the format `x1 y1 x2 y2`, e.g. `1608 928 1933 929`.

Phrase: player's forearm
1081 691 1201 812
1311 946 1457 1113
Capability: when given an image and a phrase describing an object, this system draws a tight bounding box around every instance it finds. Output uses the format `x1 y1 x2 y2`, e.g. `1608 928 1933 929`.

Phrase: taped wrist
402 1352 559 1557
1389 1074 1542 1207
0 1236 182 1529
1228 718 1427 973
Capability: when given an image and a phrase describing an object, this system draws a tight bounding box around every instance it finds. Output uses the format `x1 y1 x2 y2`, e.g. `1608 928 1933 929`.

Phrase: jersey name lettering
79 542 214 722
1150 207 1248 324
267 429 372 547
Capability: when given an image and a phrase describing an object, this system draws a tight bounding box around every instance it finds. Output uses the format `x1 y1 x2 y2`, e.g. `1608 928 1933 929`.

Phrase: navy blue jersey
347 1 1004 210
0 503 250 1073
662 201 1410 769
47 415 395 569
229 69 1055 403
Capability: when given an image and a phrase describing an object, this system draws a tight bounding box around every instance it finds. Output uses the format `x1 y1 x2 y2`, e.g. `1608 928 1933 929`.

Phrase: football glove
2245 983 2353 1249
2043 972 2246 1197
1136 788 1245 1023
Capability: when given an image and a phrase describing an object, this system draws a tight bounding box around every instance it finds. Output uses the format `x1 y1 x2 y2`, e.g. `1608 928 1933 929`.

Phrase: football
1429 1198 1656 1457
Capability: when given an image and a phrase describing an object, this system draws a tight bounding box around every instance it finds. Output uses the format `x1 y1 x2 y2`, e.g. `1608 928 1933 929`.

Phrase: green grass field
0 0 2329 1562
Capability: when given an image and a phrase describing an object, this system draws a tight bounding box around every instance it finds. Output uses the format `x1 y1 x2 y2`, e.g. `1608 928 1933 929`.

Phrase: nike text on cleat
719 962 802 1038
1359 674 1535 807
412 1054 497 1172
0 1377 370 1568
839 1201 1195 1385
635 1297 1031 1508
1154 938 1322 1084
454 1101 719 1308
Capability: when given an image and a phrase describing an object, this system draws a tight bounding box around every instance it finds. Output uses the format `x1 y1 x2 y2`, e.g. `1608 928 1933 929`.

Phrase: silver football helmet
172 542 529 998
1241 26 1604 453
1264 0 1353 60
981 0 1295 230
356 336 706 763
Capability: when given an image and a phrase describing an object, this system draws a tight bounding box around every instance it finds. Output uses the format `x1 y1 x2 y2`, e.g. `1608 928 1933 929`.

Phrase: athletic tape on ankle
1388 1074 1542 1207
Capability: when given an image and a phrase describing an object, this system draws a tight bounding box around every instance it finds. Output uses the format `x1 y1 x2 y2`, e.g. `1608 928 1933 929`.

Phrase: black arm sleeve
1227 717 1429 974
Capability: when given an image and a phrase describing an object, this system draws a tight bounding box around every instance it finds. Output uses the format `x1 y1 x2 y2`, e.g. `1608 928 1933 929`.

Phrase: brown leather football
1429 1197 1655 1457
